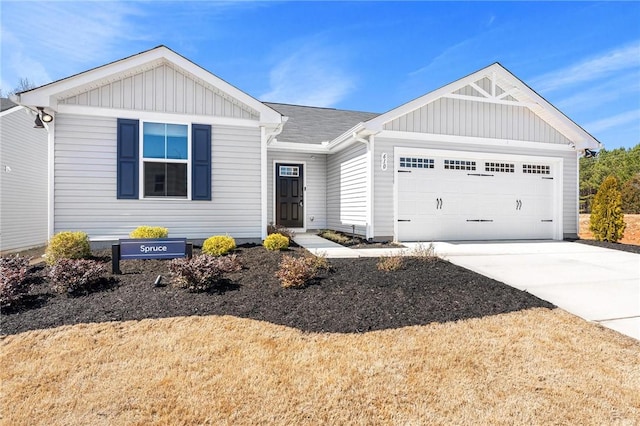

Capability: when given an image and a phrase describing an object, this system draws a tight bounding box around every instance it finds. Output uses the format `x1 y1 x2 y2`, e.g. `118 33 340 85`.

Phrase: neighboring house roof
264 102 379 144
1 98 17 112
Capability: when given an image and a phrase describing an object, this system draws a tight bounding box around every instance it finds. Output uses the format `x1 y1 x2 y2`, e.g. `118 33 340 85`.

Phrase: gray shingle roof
264 102 379 145
1 98 17 112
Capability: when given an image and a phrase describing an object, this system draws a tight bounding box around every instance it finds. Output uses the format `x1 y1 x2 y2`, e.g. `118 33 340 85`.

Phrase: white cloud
1 1 146 90
531 41 640 93
260 41 356 107
585 109 640 133
555 72 640 111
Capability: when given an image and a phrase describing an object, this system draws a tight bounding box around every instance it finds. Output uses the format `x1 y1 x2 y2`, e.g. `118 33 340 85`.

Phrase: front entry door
276 163 304 228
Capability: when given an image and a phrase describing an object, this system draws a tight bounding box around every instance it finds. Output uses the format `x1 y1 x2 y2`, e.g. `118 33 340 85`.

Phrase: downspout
46 119 55 240
260 126 268 241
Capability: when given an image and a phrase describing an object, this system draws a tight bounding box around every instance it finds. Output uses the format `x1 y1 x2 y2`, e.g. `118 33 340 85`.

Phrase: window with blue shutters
116 119 211 200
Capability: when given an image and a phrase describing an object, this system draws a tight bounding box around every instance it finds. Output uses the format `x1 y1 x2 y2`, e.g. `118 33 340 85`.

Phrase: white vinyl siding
0 107 49 252
59 63 260 120
373 136 578 239
327 143 368 236
383 97 572 145
267 151 327 230
54 114 262 240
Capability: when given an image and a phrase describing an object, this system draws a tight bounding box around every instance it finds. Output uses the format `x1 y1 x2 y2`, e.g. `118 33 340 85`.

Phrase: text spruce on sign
120 238 188 260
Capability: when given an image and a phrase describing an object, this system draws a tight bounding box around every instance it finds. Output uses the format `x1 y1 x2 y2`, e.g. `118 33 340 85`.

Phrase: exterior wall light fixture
34 107 53 128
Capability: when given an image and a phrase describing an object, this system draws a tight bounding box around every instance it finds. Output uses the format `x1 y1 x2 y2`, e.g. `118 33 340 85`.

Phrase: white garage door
396 150 560 241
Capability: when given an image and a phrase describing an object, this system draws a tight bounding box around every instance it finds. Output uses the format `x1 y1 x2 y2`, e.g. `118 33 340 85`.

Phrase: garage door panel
397 151 558 241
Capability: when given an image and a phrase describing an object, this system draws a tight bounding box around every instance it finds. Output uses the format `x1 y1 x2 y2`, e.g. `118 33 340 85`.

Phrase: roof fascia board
55 104 267 127
378 129 576 152
268 141 330 154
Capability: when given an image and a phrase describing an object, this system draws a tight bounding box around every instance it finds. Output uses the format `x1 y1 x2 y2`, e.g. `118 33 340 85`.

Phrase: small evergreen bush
129 226 169 239
0 255 32 306
590 175 626 242
202 235 236 256
377 255 404 272
263 233 289 251
48 258 106 295
169 254 242 292
275 252 329 288
44 231 91 265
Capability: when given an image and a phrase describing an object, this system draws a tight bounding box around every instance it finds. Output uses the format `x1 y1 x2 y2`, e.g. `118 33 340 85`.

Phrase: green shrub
48 258 106 295
377 255 404 272
263 233 290 251
44 231 91 265
275 252 329 288
170 254 242 292
129 226 169 239
202 235 236 256
0 255 32 306
590 175 626 242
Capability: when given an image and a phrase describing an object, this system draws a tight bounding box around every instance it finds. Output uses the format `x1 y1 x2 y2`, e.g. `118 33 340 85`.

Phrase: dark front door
276 163 304 228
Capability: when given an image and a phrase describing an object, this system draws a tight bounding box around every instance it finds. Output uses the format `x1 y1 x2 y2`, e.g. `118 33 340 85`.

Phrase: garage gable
366 63 600 150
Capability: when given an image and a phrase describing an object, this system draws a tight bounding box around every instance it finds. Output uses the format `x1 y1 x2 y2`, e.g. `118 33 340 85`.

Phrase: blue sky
1 1 638 150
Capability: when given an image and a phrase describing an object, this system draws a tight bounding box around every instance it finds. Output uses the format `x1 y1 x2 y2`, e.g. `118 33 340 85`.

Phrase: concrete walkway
293 234 640 341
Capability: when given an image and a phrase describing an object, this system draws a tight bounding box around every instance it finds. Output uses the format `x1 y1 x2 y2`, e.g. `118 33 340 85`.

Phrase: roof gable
365 63 600 150
14 46 281 123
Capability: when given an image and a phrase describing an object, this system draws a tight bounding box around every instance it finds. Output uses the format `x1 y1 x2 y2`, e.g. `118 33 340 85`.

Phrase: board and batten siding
326 143 368 236
0 107 49 252
383 97 572 145
267 151 327 230
59 63 260 120
53 114 262 240
372 136 578 239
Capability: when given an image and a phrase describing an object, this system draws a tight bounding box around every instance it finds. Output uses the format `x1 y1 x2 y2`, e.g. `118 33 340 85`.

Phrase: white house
0 98 49 253
11 46 600 244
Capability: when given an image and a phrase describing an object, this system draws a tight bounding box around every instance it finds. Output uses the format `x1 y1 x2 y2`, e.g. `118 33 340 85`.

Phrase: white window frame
139 121 192 200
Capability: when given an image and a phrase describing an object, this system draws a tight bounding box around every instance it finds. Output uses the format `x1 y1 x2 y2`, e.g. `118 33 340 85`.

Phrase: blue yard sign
120 238 188 260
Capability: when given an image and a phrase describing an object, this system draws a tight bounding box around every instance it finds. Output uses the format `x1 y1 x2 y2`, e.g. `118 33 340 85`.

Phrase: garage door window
444 159 476 171
485 162 514 173
523 164 550 174
400 157 434 169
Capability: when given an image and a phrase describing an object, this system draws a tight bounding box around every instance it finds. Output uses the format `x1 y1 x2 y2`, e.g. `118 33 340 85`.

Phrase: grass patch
2 309 639 425
318 229 351 244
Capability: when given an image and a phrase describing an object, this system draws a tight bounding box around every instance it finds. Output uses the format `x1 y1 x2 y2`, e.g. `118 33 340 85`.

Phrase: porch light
33 114 44 128
37 107 53 123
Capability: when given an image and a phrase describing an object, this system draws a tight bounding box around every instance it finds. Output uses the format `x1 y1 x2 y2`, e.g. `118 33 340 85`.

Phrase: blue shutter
192 124 212 200
117 119 139 199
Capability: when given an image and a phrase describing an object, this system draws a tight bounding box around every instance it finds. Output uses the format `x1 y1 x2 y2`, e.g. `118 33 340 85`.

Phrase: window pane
166 163 187 197
144 162 187 198
166 124 188 159
143 123 166 158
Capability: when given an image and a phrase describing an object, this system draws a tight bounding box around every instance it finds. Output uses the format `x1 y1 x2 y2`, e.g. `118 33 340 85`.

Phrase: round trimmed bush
263 233 289 251
129 226 169 239
44 231 91 265
202 235 236 256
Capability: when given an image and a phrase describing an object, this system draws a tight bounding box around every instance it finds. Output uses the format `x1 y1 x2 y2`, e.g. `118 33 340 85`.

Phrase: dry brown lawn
580 213 640 245
2 309 639 425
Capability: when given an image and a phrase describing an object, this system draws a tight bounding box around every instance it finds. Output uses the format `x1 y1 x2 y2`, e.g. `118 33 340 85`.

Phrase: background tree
621 173 640 214
580 144 640 213
0 78 37 98
589 175 626 242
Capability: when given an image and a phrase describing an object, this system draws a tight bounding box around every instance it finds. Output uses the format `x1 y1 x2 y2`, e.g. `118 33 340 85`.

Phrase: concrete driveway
411 241 640 340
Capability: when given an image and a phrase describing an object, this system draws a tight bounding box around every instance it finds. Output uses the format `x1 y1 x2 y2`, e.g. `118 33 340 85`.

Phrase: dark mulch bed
1 245 555 336
574 239 640 254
